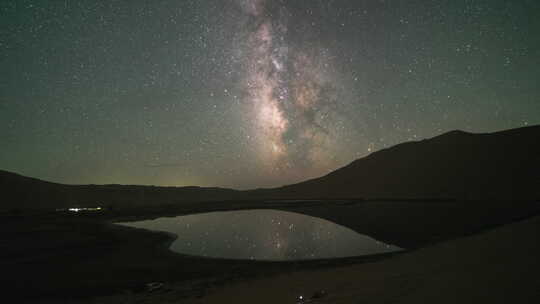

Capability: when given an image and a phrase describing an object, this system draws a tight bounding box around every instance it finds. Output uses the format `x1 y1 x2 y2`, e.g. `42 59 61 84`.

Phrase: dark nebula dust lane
1 0 539 188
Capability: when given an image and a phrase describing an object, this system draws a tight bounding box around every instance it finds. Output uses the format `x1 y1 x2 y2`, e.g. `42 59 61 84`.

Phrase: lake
117 209 402 261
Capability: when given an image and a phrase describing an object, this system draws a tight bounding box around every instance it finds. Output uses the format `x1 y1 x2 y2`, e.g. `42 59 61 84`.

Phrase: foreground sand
97 215 540 304
8 201 538 303
181 216 540 304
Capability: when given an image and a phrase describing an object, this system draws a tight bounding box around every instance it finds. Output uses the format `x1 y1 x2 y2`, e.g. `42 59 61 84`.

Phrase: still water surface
118 209 401 261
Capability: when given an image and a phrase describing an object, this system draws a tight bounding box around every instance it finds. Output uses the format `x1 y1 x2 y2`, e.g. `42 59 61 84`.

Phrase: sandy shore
3 200 539 303
91 214 540 304
180 215 540 304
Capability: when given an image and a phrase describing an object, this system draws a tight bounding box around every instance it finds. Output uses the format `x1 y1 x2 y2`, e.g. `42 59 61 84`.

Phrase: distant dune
2 125 539 211
0 170 242 211
258 125 540 200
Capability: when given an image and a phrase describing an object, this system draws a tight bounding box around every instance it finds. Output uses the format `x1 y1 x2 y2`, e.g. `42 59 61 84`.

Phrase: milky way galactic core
237 0 346 176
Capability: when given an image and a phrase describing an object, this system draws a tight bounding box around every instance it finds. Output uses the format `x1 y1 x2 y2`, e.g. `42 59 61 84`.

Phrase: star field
1 0 539 189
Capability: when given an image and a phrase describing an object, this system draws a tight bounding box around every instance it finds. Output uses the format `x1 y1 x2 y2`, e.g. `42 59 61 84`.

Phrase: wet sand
2 200 539 303
151 215 540 304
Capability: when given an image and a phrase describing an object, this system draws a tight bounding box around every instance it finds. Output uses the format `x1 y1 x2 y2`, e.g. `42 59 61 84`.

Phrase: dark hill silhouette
0 170 242 211
260 125 540 200
1 125 539 211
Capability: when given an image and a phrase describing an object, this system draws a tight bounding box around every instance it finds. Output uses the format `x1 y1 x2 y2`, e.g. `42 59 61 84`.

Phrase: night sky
2 0 539 189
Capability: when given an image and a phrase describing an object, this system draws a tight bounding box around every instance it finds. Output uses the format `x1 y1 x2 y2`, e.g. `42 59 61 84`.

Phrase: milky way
1 0 539 188
236 0 344 177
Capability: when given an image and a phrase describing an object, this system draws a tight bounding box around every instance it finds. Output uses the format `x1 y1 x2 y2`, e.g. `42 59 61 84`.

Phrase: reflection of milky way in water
237 0 344 176
118 209 402 261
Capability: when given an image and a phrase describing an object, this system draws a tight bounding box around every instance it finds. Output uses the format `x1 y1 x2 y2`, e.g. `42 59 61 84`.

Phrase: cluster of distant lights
56 207 103 212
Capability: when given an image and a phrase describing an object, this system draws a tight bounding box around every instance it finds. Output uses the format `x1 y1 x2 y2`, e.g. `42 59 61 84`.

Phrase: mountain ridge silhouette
264 125 540 199
2 125 539 210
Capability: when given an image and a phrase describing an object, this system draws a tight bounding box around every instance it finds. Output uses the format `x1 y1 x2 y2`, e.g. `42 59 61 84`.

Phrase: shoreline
3 199 539 303
89 214 540 304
